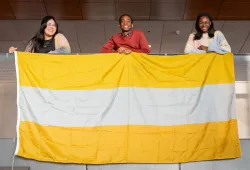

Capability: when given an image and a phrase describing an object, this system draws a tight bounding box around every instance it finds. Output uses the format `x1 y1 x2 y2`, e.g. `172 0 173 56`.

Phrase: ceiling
0 0 250 20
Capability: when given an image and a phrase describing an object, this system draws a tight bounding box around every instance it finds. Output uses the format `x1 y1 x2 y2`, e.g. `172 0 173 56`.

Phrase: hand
198 45 208 51
117 47 126 54
9 47 18 53
124 48 132 54
48 50 56 54
117 47 131 54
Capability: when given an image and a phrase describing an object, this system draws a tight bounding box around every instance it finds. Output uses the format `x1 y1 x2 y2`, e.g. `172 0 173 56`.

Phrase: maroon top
101 30 150 54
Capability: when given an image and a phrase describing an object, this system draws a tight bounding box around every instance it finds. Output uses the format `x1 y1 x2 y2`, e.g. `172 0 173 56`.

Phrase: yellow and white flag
14 52 241 164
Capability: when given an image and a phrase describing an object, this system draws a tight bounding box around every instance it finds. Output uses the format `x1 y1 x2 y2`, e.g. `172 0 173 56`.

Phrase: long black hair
194 13 215 40
29 15 58 52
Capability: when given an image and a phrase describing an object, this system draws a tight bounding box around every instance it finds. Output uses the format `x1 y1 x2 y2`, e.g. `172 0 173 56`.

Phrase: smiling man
101 14 150 54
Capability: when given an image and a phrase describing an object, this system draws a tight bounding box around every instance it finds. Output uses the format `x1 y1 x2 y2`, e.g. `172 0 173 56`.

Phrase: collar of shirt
122 31 132 37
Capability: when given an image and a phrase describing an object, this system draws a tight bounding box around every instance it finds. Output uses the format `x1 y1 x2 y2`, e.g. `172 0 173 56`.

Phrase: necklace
43 39 52 47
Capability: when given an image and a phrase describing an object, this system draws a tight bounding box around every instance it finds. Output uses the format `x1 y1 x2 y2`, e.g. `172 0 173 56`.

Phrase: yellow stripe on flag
17 52 235 89
17 120 241 163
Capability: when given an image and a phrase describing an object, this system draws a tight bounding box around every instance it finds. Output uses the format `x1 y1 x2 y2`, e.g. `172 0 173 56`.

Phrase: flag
14 52 241 164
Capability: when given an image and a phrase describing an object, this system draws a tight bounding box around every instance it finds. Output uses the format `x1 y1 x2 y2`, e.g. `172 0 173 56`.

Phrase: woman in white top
8 15 71 54
184 13 231 54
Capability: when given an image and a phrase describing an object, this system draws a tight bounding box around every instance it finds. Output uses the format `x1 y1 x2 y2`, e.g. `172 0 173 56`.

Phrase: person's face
44 19 57 37
199 16 211 33
119 16 134 32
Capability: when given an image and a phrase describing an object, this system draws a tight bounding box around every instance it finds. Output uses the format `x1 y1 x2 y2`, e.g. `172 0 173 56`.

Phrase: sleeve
207 31 231 54
50 33 71 54
132 31 150 53
25 40 34 53
100 37 116 53
184 33 206 54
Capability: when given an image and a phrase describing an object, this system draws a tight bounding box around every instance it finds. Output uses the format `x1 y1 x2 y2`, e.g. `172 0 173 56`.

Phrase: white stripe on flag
19 83 236 127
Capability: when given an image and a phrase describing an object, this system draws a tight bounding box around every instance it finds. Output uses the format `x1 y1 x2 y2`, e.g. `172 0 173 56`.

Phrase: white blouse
184 30 231 54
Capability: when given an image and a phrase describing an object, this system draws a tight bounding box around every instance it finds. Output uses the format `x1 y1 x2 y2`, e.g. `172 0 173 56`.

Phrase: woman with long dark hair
9 15 71 54
184 13 231 54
